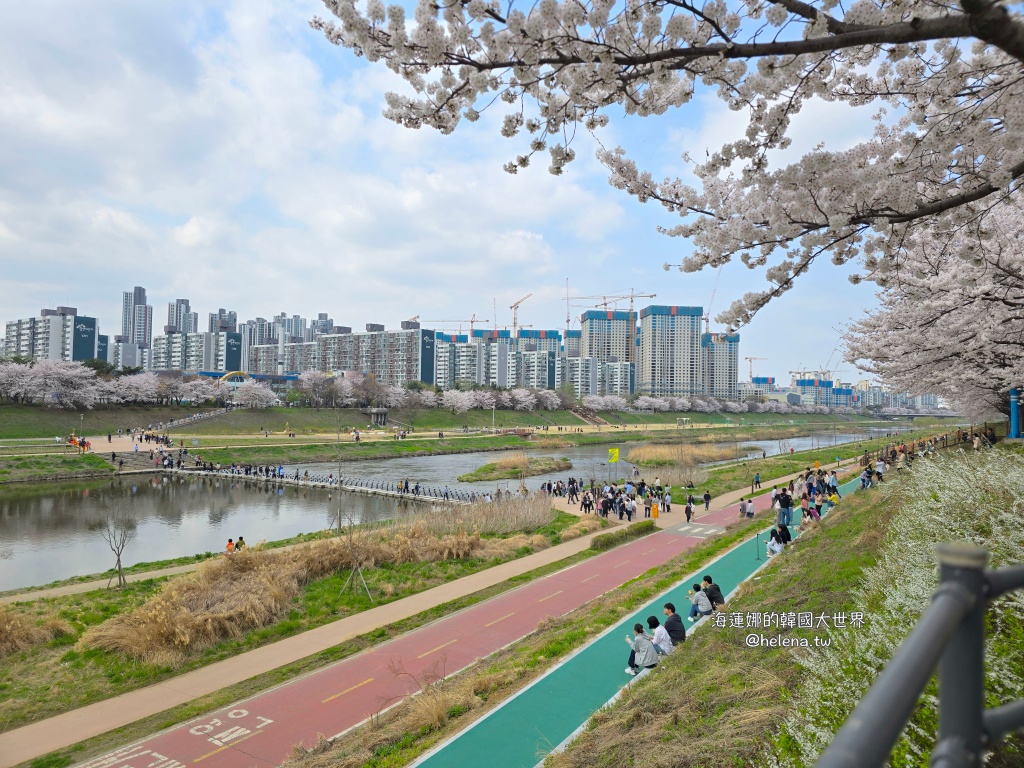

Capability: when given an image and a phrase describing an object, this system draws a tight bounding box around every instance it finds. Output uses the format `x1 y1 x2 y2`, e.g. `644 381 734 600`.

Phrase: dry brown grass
627 443 736 466
493 451 530 471
0 603 70 657
558 516 604 541
80 499 558 664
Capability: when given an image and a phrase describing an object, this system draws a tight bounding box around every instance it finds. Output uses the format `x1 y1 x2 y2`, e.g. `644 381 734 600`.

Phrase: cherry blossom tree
115 372 159 405
845 199 1024 419
535 389 561 410
509 387 537 410
473 390 496 409
26 360 99 409
0 362 31 403
236 380 277 409
298 371 336 409
442 388 475 412
313 0 1024 328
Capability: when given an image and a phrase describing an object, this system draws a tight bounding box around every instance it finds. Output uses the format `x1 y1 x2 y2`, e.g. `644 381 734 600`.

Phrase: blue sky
0 0 879 382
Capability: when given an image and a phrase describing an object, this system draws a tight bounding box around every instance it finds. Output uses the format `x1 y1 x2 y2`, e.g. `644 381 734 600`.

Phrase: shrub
590 520 656 551
0 604 70 657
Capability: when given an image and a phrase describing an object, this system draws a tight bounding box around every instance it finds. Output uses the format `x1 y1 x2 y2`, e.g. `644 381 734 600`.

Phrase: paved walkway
411 476 864 768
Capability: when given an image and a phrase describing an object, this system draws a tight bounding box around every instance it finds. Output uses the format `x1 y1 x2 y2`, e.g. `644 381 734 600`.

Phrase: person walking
738 498 747 519
703 490 712 511
754 472 761 490
663 490 671 515
685 499 694 522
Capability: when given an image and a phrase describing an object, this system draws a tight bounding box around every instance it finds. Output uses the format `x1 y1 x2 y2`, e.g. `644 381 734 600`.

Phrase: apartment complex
702 332 740 401
4 307 101 363
637 305 705 397
151 331 244 373
581 310 636 363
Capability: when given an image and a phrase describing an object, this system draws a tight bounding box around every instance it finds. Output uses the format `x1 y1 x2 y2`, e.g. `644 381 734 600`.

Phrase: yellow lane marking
417 639 458 659
538 590 563 603
193 730 263 762
580 574 600 583
485 612 515 627
322 677 375 703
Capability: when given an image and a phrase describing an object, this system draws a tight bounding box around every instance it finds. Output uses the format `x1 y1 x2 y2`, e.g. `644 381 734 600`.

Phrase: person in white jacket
646 616 673 654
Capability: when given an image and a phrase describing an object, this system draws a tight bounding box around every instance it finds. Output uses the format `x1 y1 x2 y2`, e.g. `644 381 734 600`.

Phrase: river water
0 427 890 590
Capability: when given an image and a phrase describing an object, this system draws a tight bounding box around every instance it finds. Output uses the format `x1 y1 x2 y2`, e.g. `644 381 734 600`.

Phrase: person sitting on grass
225 538 235 555
647 616 673 655
687 584 714 621
701 575 725 610
663 603 687 645
767 529 785 557
625 623 659 676
776 523 792 545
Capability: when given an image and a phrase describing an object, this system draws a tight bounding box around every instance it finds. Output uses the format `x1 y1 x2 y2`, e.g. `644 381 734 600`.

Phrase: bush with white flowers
762 450 1024 766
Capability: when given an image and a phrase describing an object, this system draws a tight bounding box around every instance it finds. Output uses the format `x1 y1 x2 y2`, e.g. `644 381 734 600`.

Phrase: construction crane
566 289 655 363
744 356 767 380
423 314 481 335
510 293 533 338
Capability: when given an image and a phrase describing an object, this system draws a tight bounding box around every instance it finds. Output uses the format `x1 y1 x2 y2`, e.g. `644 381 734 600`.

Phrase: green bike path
414 477 863 768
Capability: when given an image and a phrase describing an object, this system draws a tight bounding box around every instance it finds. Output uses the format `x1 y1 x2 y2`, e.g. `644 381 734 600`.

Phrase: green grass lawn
0 405 218 440
457 457 573 482
172 406 586 435
0 453 114 483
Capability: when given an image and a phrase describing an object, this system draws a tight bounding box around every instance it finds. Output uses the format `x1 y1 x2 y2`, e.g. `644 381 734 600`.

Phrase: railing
816 542 1024 768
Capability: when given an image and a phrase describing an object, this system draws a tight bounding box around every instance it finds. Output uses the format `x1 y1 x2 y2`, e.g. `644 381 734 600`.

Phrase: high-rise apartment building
516 329 562 355
701 332 740 400
581 310 636 363
151 331 244 373
637 305 704 397
209 308 238 334
167 299 199 334
122 286 153 349
4 307 100 363
518 350 558 390
564 329 581 356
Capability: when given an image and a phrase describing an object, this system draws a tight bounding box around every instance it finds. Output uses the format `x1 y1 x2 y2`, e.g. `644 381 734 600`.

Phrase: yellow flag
608 448 619 463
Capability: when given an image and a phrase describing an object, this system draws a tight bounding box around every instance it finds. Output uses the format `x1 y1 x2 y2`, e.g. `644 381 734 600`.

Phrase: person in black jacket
662 603 687 645
702 575 725 609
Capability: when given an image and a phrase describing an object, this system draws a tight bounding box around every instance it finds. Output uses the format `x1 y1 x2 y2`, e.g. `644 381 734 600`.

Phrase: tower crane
566 289 655 363
510 293 533 339
423 314 481 335
744 356 767 380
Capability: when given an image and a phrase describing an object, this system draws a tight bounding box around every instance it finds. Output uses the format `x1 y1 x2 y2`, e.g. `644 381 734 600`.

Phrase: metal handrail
816 542 1024 768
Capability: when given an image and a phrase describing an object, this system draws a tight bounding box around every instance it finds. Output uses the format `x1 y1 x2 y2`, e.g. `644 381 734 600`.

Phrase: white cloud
0 0 877 376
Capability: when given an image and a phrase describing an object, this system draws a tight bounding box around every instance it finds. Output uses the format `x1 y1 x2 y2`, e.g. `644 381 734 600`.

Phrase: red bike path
73 520 739 768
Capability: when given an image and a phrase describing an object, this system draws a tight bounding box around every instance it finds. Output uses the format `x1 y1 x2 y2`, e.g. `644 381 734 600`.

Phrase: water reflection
0 475 413 591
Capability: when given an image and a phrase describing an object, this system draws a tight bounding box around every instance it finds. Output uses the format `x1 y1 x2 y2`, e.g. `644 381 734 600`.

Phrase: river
0 427 891 590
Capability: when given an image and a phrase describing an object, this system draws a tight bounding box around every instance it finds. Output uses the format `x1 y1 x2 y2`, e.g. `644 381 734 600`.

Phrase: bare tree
92 495 138 588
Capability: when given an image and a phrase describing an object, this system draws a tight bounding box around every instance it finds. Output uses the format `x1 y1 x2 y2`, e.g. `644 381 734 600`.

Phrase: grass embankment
0 503 602 731
173 406 586 435
675 428 941 500
457 453 572 482
0 405 219 440
0 453 114 483
283 509 796 768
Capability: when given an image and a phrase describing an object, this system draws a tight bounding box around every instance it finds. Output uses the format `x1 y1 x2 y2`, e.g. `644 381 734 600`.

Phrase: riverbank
0 504 602 733
0 453 114 483
457 455 572 482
